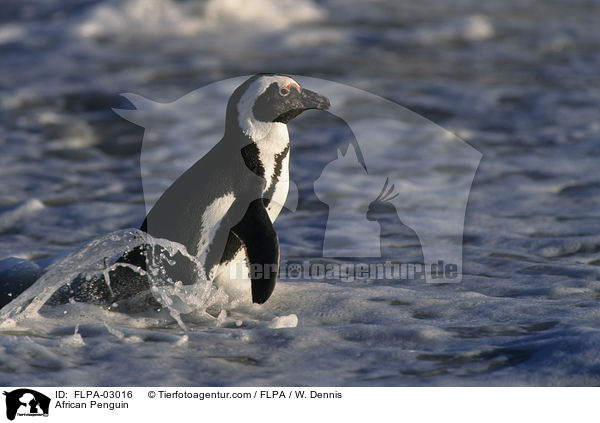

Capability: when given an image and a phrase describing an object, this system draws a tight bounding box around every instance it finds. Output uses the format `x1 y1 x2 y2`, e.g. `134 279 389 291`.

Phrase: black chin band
274 109 304 124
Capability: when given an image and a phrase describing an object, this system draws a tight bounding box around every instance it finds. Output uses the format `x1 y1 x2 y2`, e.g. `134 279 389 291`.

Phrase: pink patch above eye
282 82 301 94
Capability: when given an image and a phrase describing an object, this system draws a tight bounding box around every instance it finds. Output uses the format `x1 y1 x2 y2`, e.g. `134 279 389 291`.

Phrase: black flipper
231 199 279 304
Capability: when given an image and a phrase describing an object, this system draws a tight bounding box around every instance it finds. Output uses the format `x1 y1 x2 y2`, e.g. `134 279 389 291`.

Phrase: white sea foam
76 0 204 38
0 24 25 45
0 199 45 232
203 0 326 29
268 314 299 329
2 0 599 386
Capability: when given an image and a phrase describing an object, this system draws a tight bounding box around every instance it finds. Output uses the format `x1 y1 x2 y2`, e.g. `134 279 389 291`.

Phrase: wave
0 229 215 329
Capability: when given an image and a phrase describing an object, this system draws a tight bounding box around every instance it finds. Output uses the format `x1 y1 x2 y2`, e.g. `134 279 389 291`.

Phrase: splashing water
0 229 214 329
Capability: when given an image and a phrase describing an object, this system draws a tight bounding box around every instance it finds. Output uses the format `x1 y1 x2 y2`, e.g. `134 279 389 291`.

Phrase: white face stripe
237 75 300 140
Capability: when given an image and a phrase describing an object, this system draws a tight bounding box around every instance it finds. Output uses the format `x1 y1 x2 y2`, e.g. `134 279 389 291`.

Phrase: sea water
0 0 599 386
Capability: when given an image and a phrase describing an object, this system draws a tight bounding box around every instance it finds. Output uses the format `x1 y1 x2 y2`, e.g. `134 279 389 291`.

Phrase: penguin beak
300 89 330 111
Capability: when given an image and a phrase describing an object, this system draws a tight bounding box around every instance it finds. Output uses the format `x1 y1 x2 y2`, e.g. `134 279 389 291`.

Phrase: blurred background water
0 0 599 386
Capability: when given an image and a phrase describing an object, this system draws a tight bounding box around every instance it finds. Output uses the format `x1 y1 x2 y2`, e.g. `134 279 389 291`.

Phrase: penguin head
230 74 330 140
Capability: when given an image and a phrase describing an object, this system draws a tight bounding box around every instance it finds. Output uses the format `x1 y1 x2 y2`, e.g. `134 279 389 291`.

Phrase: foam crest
0 229 213 327
75 0 326 39
203 0 326 29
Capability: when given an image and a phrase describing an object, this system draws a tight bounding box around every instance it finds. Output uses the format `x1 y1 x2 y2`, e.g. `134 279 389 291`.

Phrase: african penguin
52 74 330 307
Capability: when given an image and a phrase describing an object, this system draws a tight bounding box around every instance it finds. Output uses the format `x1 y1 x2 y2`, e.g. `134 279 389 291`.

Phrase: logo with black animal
116 75 481 289
3 389 50 420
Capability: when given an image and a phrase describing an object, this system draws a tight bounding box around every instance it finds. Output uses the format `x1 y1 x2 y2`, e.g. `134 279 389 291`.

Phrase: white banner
0 387 596 422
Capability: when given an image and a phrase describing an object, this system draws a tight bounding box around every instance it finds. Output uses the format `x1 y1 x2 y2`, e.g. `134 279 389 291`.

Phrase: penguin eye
279 87 290 96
